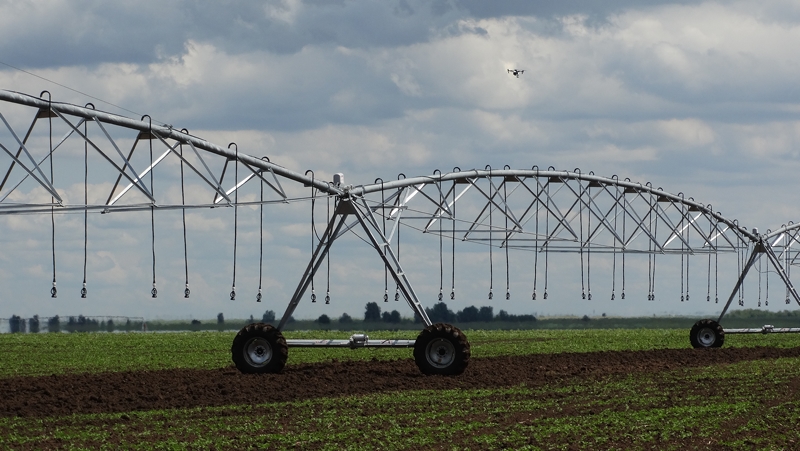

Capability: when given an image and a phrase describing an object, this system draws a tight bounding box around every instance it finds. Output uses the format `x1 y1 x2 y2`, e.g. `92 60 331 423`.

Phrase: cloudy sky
2 0 800 324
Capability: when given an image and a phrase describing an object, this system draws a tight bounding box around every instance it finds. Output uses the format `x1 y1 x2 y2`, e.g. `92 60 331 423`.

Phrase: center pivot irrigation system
2 90 800 375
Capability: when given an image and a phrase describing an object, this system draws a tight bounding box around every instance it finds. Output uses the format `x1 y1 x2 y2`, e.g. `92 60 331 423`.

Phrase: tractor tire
231 323 288 374
413 323 470 375
689 319 725 349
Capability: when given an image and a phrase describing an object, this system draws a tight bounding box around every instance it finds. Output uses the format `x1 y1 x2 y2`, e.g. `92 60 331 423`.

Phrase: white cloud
599 3 800 102
264 0 304 24
656 119 716 148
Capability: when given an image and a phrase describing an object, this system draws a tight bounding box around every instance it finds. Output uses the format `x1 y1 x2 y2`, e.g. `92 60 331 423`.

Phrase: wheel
689 319 725 348
413 323 470 375
231 323 288 373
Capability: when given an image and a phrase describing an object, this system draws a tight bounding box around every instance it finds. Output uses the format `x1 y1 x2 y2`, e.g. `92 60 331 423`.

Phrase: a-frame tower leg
717 239 800 324
277 196 432 331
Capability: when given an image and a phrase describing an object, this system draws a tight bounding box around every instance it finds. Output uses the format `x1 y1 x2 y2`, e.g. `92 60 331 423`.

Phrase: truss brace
277 196 433 330
718 237 800 323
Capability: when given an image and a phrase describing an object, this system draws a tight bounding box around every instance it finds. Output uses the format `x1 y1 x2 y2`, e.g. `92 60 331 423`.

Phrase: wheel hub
425 338 456 368
244 337 273 367
697 327 716 347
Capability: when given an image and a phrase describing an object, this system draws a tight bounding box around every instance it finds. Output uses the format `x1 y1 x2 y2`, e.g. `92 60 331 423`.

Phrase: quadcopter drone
507 69 524 78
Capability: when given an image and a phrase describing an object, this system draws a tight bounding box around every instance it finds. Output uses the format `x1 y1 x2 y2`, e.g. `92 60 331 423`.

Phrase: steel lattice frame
1 89 799 340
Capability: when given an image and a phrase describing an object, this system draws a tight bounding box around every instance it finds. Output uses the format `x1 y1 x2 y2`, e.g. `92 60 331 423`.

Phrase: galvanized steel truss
1 90 798 332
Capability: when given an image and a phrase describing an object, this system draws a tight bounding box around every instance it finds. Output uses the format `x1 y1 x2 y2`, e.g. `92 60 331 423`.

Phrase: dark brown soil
2 346 800 418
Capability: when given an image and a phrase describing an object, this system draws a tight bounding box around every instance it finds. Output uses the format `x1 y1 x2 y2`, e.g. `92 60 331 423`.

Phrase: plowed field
3 346 798 418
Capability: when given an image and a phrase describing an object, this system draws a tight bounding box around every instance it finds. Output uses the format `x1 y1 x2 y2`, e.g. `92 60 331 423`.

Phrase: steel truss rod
0 111 38 193
48 109 157 202
513 176 577 248
717 237 800 323
0 140 61 201
352 169 742 236
0 198 304 216
332 186 407 244
353 197 432 324
106 146 169 206
0 94 751 256
277 202 347 330
286 336 415 348
0 111 86 198
578 182 625 246
156 133 234 203
0 116 90 204
212 161 287 205
277 196 432 331
108 131 238 207
90 117 154 201
765 222 800 241
765 224 800 267
762 241 800 306
725 326 800 334
465 176 524 232
350 169 753 256
0 113 62 201
0 90 340 196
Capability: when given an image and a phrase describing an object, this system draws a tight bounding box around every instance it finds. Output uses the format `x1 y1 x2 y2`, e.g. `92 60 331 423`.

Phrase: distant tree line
5 315 143 333
356 302 537 324
260 310 294 324
308 302 539 325
725 309 800 319
5 303 539 334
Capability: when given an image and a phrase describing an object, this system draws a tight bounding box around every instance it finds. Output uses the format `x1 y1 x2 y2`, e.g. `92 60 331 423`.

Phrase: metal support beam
761 241 800 307
277 201 349 330
726 326 800 334
717 237 800 325
0 90 342 196
717 243 761 323
351 197 432 326
277 196 432 331
287 335 415 348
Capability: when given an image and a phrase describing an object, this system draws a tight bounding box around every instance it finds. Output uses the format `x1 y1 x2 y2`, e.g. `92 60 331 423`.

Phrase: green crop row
4 328 800 379
3 355 800 450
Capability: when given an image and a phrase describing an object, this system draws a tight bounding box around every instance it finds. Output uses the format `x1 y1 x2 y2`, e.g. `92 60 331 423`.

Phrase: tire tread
413 323 470 375
689 319 725 349
231 323 288 374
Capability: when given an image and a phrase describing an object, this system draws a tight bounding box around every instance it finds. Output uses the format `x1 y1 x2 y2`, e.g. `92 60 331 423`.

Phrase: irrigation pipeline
349 169 757 244
0 90 340 196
